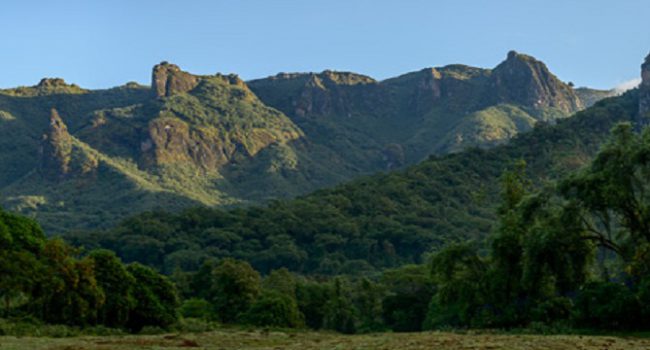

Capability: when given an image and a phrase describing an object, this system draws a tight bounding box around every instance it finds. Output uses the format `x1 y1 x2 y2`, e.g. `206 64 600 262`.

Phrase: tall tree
209 258 261 323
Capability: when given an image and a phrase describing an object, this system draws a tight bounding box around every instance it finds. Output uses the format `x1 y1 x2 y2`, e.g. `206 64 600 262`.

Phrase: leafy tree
573 282 640 330
0 210 46 253
381 264 433 331
126 263 178 331
295 279 330 329
323 278 356 334
89 249 136 328
354 278 385 332
32 239 104 326
263 268 297 298
179 298 211 319
242 291 304 328
0 250 41 316
189 258 219 300
561 124 650 275
426 244 485 328
209 258 261 323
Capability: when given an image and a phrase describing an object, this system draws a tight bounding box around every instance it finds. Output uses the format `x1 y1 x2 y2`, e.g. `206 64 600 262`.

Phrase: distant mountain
0 52 607 232
249 51 585 159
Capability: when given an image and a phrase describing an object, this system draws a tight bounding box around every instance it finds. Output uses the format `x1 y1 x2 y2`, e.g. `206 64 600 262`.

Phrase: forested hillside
67 90 638 275
0 52 604 233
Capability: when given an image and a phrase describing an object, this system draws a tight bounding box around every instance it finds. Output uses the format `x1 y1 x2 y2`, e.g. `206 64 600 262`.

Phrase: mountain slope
67 89 638 274
249 51 585 166
0 65 306 232
0 52 607 232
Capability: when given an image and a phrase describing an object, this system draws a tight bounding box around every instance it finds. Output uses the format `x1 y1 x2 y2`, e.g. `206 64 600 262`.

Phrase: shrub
573 282 640 330
242 291 304 328
179 298 211 319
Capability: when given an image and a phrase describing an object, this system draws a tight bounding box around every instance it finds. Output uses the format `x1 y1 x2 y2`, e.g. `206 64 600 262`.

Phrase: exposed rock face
250 71 380 118
251 51 582 122
37 78 68 89
490 51 583 115
40 109 73 179
139 117 253 170
152 62 199 98
639 53 650 127
294 71 380 117
401 65 490 115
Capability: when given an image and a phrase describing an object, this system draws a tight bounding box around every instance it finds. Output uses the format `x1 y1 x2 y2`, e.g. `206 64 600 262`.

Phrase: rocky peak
152 62 199 98
292 71 379 117
319 70 376 86
40 109 73 179
491 51 583 114
37 78 68 88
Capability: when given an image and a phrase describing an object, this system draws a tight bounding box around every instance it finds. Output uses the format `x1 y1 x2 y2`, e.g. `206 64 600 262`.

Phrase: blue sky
1 0 648 89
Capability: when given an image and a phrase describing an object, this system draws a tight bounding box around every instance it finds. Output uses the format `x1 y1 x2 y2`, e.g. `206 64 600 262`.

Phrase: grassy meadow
2 330 650 350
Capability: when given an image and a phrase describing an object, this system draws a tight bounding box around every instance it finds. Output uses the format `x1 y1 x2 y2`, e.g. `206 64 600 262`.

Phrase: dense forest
6 119 650 334
66 91 637 275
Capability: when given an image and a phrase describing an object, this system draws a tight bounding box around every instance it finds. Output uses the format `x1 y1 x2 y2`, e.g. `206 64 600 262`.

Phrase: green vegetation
67 91 636 275
3 329 650 349
56 90 650 335
0 52 597 233
425 122 650 330
0 208 178 332
1 86 648 339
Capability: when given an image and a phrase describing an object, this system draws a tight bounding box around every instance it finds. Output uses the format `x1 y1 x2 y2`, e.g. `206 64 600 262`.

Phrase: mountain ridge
0 51 615 232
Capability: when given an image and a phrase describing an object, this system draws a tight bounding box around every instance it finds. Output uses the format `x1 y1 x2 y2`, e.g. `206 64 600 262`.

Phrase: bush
179 298 211 319
573 282 640 330
175 318 219 333
530 297 573 325
242 291 304 328
138 326 167 335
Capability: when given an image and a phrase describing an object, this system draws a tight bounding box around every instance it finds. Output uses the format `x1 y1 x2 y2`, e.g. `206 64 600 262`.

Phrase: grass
2 329 650 350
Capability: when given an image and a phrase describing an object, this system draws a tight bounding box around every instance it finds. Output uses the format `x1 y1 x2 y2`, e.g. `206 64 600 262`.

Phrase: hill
1 52 604 232
66 88 639 274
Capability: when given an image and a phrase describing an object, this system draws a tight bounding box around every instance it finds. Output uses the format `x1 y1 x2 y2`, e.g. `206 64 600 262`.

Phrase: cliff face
140 64 303 171
249 71 383 118
252 52 583 122
152 62 200 98
639 54 650 126
0 51 617 233
139 116 242 170
490 51 583 115
40 109 73 179
40 109 99 180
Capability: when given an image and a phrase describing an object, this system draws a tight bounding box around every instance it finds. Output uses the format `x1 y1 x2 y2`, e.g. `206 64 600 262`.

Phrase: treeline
0 210 177 332
173 259 433 333
65 91 638 276
0 206 434 333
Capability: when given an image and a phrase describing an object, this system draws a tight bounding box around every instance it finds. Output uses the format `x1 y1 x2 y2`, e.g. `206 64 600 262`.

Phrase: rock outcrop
40 109 73 179
249 71 381 118
140 64 303 171
490 51 583 115
37 78 69 89
152 62 199 98
139 116 232 170
639 53 650 127
398 65 490 115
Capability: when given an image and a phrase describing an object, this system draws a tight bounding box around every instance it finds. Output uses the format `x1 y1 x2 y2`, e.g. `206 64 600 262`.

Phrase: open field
2 330 650 350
